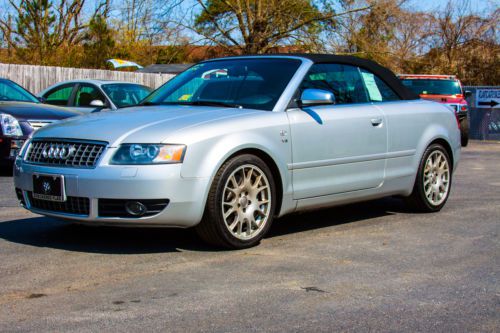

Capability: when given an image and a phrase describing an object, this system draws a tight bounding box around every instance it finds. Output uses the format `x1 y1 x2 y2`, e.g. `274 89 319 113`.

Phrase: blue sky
405 0 498 13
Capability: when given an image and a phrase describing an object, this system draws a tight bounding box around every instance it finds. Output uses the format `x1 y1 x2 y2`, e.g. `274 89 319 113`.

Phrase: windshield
0 79 39 103
401 79 462 96
101 83 152 108
142 58 302 111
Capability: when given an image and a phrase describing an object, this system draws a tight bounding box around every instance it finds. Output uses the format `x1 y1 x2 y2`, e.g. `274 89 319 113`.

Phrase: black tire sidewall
209 154 276 248
415 144 452 212
460 118 469 147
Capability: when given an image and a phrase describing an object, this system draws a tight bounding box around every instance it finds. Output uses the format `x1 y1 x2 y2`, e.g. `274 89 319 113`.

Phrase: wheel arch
428 137 454 167
224 148 284 217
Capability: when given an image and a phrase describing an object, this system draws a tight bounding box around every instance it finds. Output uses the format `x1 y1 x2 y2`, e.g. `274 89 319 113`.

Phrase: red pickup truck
398 74 470 146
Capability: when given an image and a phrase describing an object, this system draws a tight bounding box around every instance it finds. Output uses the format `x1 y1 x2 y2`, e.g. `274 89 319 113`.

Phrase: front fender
168 112 294 215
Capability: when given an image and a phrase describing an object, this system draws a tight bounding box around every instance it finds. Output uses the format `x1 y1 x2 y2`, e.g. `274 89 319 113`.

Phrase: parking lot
0 141 498 332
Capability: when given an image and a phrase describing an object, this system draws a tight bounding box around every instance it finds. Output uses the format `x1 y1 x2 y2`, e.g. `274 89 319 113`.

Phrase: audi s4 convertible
13 55 461 249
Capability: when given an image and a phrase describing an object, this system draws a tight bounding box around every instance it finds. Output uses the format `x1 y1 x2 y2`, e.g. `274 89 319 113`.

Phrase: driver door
288 63 387 199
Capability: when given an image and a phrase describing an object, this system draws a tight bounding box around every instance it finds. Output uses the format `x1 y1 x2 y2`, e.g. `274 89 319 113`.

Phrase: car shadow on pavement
0 197 409 254
0 216 209 254
267 197 407 238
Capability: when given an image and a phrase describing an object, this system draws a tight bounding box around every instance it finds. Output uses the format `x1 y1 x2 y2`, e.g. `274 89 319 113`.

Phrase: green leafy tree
83 14 115 68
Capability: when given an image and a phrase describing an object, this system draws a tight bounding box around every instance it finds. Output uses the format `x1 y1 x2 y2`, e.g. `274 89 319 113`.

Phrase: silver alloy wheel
221 164 272 240
423 150 450 206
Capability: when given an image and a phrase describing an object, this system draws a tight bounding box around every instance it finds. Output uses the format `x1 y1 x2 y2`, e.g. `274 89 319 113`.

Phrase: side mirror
37 96 46 103
90 99 105 107
298 89 335 107
464 90 472 98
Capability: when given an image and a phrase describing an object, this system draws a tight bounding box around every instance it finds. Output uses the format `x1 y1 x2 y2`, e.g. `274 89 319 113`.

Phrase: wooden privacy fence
0 63 174 94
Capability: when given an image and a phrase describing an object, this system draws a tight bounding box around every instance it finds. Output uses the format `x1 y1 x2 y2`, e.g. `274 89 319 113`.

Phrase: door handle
371 118 383 126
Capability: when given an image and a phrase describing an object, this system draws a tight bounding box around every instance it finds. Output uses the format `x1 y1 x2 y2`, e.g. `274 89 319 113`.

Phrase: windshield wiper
180 101 242 108
140 101 160 106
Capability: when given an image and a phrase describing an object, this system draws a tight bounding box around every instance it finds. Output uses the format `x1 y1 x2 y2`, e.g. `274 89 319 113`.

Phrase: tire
195 154 276 249
460 118 469 147
405 144 452 212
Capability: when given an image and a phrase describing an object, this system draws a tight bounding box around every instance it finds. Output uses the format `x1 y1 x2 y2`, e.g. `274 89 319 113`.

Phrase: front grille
98 199 169 218
25 140 106 168
27 192 90 216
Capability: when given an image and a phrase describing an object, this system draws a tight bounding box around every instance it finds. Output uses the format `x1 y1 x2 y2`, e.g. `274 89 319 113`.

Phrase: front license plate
32 174 66 202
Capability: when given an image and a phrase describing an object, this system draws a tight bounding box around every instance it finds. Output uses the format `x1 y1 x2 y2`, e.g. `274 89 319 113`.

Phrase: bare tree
0 0 109 64
188 0 369 54
430 1 499 71
112 0 187 64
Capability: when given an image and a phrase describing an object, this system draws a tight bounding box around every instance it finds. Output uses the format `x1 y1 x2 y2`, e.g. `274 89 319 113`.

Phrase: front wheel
195 154 276 249
405 144 452 212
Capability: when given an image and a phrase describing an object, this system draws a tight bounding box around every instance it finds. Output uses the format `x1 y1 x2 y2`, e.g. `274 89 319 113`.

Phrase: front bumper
13 158 210 228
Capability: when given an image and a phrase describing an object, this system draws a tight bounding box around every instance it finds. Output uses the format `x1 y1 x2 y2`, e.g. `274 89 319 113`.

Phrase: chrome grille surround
25 139 107 168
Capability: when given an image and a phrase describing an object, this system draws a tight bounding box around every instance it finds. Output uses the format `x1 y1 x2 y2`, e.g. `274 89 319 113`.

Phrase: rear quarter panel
376 99 460 195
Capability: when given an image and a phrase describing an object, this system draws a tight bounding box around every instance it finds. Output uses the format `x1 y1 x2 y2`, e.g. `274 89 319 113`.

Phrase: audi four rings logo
42 144 76 160
42 181 51 194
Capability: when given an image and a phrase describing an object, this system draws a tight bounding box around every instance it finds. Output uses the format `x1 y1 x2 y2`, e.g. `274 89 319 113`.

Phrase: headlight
0 113 23 137
111 144 186 165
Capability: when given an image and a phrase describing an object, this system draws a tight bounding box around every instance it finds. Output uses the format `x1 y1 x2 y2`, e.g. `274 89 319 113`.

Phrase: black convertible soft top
218 53 420 100
291 54 419 100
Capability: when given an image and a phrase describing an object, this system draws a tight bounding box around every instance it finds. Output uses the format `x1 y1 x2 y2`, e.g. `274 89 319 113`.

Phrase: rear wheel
460 118 469 147
406 144 452 212
195 154 276 249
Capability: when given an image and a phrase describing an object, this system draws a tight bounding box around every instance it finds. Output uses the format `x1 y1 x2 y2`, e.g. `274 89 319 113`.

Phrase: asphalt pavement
0 141 499 332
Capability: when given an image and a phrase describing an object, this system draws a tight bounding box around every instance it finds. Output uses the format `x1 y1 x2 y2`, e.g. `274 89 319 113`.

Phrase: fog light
125 201 147 216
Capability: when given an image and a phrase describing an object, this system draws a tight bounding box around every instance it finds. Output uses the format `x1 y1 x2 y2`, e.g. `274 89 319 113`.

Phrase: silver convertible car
13 55 461 249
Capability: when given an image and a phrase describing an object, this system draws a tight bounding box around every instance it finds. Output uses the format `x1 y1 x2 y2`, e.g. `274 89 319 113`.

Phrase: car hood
0 101 83 120
33 105 261 146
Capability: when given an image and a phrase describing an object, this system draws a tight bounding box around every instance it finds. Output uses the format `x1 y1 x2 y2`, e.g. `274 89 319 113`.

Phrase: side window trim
68 83 79 107
43 83 77 107
74 83 109 108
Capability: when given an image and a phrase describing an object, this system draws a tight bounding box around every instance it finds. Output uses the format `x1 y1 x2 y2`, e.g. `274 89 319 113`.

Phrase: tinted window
0 79 39 103
101 83 152 108
44 85 74 106
401 79 462 96
300 64 369 104
143 58 302 111
75 85 106 107
360 68 400 102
